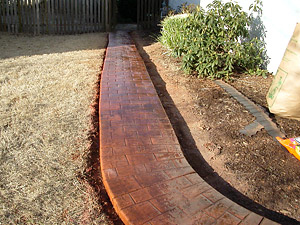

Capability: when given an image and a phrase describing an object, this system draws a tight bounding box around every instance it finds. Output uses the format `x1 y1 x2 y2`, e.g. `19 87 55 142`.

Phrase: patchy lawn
0 32 111 224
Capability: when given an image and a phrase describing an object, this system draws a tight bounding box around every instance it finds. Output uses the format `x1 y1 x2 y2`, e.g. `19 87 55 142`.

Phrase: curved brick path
99 31 279 225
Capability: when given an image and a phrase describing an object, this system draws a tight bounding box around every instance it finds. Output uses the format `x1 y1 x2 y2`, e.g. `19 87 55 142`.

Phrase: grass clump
159 0 268 79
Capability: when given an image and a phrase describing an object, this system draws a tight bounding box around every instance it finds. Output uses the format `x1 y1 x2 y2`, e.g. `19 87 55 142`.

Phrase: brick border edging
99 31 279 225
215 80 285 139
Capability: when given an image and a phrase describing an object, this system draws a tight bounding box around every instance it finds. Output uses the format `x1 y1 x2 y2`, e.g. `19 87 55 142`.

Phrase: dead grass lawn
0 32 109 224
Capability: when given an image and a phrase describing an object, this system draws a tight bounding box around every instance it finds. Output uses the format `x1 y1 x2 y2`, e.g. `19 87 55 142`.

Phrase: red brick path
99 31 279 225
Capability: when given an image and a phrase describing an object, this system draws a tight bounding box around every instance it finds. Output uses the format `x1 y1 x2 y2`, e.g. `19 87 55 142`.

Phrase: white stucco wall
200 0 300 73
168 0 200 11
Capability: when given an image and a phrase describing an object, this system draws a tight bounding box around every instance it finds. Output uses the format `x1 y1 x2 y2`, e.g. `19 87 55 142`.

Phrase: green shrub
159 0 267 79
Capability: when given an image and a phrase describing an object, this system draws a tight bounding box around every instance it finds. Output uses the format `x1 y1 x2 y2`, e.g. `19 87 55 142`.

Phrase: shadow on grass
131 30 299 225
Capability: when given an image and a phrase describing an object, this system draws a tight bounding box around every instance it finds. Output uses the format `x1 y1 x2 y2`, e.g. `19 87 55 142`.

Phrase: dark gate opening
117 0 137 23
114 0 167 30
137 0 165 29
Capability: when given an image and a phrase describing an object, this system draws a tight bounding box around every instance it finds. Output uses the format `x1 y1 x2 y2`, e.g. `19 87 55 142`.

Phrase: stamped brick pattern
99 31 279 225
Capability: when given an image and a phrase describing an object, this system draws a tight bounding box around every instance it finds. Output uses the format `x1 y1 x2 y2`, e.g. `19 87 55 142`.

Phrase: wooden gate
137 0 166 29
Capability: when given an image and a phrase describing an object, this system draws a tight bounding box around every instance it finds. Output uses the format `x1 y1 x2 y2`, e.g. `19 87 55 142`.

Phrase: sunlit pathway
99 31 279 225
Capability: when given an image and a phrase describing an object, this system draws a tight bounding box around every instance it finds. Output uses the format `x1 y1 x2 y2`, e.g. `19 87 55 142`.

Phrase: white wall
200 0 300 73
169 0 200 11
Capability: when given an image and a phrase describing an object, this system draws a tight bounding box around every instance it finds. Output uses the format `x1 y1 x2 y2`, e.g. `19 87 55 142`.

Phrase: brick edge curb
215 80 285 139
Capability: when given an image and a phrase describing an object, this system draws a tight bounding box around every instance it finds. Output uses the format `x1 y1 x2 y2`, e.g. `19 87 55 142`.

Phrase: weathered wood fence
0 0 165 34
0 0 115 34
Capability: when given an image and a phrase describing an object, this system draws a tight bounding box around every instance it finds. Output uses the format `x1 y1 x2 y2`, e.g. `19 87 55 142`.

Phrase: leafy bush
159 0 267 79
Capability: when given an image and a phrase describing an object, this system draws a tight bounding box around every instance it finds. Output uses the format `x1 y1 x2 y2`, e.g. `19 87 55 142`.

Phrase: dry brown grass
0 32 109 224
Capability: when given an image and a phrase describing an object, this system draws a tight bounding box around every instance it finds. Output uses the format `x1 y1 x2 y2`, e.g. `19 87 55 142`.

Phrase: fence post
28 0 31 33
97 0 100 31
104 0 108 31
66 0 70 34
101 0 104 30
24 0 27 33
108 0 112 31
137 0 140 29
13 0 17 33
141 0 144 28
33 0 36 34
75 0 78 33
47 0 51 33
87 0 90 32
19 0 24 33
89 0 93 32
36 0 40 34
0 0 5 31
63 0 66 34
93 0 96 32
10 0 14 32
70 0 74 34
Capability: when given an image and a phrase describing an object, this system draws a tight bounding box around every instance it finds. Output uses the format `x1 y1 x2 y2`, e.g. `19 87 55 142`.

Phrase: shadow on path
131 31 299 225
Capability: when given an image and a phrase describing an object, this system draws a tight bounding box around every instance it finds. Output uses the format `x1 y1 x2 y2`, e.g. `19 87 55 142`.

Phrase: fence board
20 0 24 32
74 0 77 33
140 0 143 28
82 0 85 32
93 0 96 32
27 0 30 32
89 0 92 32
148 0 151 28
86 0 88 32
0 0 3 31
26 0 29 32
36 0 40 34
109 0 112 31
48 0 51 33
63 0 66 34
69 0 72 33
13 0 17 33
70 0 74 33
24 0 26 33
58 0 62 33
10 0 14 32
97 0 100 30
101 0 103 29
137 0 140 29
32 0 35 34
66 0 69 33
5 0 8 32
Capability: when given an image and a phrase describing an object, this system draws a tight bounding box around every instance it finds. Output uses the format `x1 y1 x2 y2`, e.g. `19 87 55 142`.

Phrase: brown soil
132 30 300 224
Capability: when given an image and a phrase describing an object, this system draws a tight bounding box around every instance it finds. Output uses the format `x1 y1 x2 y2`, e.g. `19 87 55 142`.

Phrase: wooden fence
0 0 165 34
0 0 115 34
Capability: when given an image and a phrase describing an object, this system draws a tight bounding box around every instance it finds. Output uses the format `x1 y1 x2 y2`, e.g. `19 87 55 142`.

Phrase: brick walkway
99 31 279 225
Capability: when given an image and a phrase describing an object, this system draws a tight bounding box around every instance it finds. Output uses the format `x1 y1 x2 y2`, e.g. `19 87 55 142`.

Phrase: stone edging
215 80 285 139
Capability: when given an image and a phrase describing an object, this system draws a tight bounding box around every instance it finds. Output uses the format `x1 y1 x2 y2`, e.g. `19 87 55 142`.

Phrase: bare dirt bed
0 32 116 224
132 30 300 224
